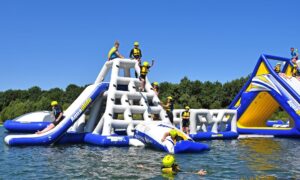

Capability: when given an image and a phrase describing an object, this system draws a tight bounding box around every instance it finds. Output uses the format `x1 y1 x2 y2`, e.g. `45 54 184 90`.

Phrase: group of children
107 41 191 134
107 41 154 92
274 47 299 79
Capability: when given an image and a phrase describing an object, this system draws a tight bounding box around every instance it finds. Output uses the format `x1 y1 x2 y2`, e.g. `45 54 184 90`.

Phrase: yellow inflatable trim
255 62 270 76
237 91 291 129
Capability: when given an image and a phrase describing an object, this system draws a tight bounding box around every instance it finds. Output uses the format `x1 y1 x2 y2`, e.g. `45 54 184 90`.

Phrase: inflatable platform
230 54 300 137
4 111 53 133
4 59 209 153
173 109 238 140
134 121 209 153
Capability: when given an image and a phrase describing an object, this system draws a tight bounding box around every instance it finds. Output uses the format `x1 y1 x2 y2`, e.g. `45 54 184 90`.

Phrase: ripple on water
1 128 300 179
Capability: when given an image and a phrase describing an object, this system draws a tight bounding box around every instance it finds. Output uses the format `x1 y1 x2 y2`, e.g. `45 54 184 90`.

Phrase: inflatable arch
230 54 300 137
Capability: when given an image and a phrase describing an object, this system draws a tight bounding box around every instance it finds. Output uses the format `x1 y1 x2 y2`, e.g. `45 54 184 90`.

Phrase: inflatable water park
4 54 300 153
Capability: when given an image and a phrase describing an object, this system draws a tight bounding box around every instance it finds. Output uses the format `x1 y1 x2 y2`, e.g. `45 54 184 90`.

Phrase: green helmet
169 129 177 138
162 154 175 168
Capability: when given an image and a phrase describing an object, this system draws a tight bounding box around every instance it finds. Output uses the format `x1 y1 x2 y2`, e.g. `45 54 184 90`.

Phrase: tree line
0 76 254 123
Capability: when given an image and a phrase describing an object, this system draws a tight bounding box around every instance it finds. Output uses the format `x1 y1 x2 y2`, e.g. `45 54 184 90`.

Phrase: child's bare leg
36 124 55 134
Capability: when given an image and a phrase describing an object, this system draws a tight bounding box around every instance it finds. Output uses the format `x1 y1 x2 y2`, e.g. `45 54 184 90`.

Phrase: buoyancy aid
292 64 298 77
274 66 280 73
133 48 141 57
141 66 148 75
182 111 190 119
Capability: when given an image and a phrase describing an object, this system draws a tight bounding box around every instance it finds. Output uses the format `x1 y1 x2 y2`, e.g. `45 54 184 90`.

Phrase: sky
0 0 299 91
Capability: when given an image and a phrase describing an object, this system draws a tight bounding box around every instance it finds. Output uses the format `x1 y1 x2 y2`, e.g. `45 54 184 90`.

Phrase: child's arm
161 132 170 142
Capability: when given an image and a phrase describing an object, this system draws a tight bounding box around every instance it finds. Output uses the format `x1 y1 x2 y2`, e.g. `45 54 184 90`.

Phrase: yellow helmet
134 41 139 46
162 154 175 168
51 101 58 106
167 96 173 100
143 61 149 66
169 129 177 138
153 82 159 86
185 106 190 110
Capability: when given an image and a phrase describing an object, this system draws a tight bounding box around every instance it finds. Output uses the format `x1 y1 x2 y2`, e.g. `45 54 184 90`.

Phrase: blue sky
0 0 299 91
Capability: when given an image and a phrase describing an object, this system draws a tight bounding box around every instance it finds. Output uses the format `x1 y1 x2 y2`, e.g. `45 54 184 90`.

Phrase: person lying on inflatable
161 129 186 144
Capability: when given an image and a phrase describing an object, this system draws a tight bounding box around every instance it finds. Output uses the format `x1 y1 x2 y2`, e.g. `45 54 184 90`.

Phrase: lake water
1 127 300 179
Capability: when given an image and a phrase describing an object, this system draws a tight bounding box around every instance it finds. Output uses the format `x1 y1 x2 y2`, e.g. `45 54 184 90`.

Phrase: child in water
161 154 207 177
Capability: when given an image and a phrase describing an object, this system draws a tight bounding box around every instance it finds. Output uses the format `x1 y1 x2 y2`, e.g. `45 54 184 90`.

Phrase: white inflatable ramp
4 83 109 146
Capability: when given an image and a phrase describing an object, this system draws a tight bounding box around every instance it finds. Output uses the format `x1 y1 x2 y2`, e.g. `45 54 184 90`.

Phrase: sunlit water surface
1 128 300 179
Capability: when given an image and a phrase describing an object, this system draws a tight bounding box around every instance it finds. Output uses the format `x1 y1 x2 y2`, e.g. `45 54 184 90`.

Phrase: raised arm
161 132 170 142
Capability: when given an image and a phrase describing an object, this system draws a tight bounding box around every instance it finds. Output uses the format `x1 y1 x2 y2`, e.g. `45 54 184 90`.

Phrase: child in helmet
274 63 287 79
130 41 143 78
129 41 142 61
161 154 207 177
161 154 180 177
36 101 64 134
182 106 190 135
139 60 154 92
274 63 281 73
161 96 174 124
152 82 160 95
161 129 184 144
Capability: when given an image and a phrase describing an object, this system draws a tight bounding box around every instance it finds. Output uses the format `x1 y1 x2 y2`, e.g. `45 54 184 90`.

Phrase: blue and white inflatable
4 83 109 146
4 111 53 133
134 121 210 154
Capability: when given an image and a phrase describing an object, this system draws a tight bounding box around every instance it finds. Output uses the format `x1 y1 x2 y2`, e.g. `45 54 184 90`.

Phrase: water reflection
238 138 282 171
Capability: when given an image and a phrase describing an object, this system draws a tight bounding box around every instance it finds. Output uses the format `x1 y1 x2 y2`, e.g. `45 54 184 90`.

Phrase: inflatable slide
4 83 109 145
230 54 300 137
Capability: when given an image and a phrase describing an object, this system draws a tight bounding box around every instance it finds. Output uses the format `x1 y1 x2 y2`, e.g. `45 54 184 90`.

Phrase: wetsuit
52 105 64 126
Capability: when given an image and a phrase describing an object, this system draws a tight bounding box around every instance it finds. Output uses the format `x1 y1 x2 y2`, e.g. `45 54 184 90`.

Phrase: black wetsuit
52 105 64 126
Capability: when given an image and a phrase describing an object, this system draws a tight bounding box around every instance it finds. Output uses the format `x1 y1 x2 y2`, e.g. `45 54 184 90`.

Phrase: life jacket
292 64 298 77
274 66 280 73
166 101 174 112
141 66 148 75
133 48 141 58
182 111 190 119
161 167 174 174
161 164 179 175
